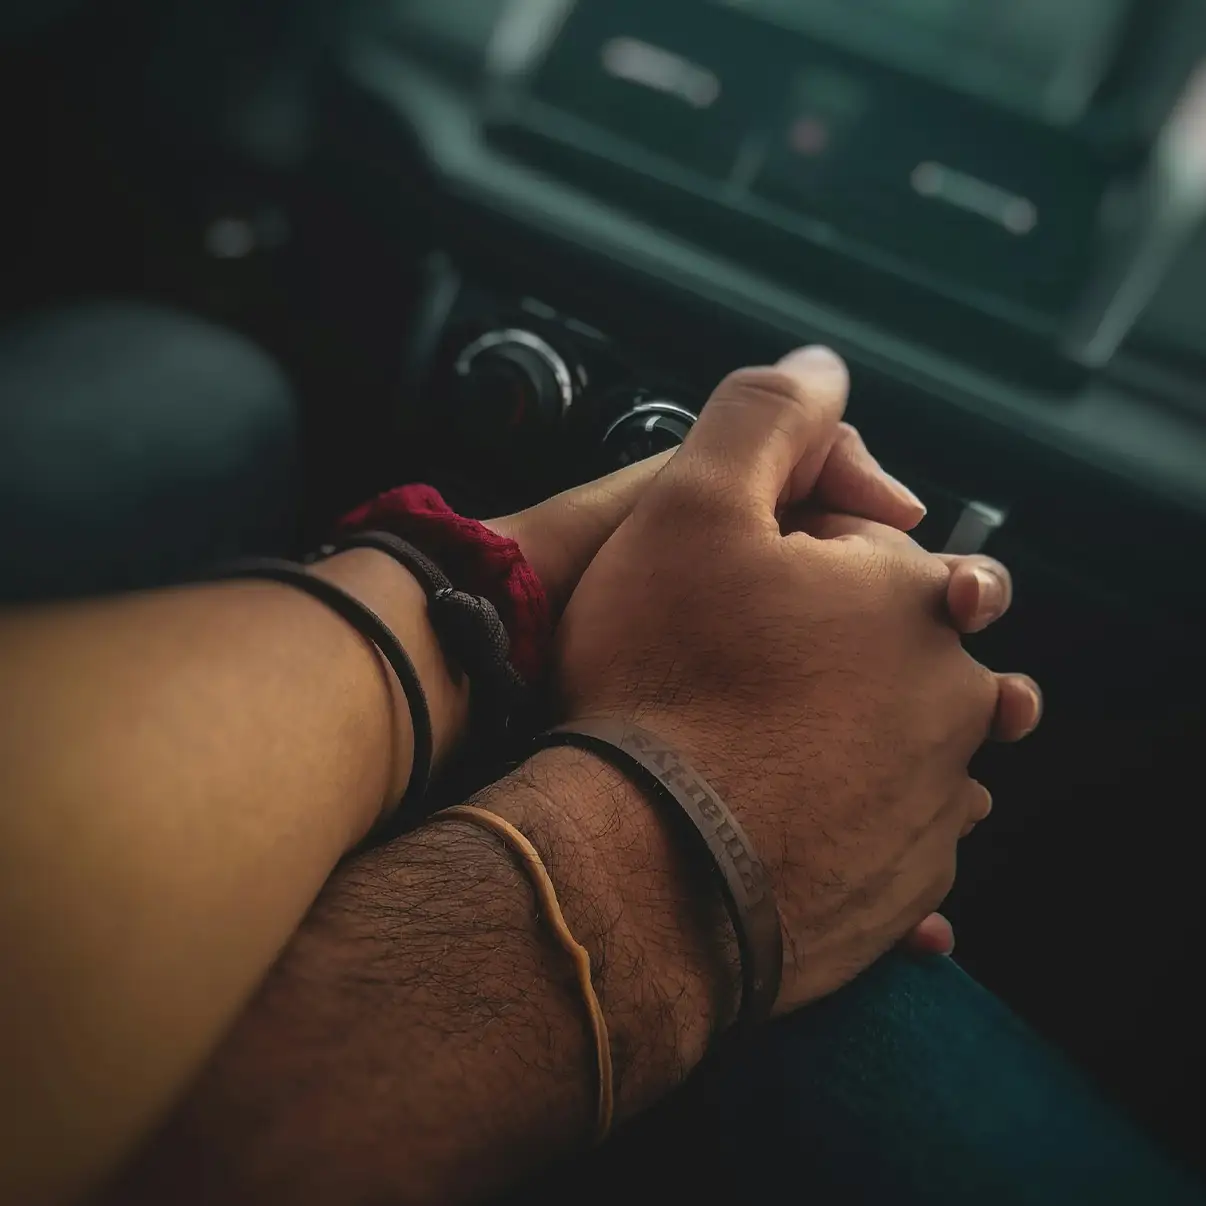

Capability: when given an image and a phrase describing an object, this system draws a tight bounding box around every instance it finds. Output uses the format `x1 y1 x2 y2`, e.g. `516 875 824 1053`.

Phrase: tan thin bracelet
429 804 615 1144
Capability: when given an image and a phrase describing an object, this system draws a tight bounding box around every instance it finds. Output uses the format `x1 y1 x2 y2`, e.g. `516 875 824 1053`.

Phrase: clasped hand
492 346 1041 994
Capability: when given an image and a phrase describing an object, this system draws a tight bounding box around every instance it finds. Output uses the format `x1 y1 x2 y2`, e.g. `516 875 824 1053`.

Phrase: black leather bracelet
326 531 528 751
219 559 432 835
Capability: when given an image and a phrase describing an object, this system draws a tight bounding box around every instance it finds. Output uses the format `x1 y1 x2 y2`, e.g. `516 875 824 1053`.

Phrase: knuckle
829 423 861 463
915 548 955 591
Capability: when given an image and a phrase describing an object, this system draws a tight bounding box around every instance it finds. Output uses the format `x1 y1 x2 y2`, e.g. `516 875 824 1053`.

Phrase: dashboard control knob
454 329 576 433
603 400 697 468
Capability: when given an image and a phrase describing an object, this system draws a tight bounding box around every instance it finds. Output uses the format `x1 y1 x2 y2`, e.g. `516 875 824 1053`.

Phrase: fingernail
883 472 927 516
1021 681 1044 736
779 345 849 388
782 344 845 369
973 565 1006 621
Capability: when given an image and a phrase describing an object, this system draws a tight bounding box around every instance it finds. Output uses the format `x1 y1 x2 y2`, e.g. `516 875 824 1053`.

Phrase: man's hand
497 348 1039 957
556 348 1041 1019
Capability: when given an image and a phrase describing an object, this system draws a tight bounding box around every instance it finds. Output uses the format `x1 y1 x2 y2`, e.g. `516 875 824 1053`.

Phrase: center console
408 265 1004 555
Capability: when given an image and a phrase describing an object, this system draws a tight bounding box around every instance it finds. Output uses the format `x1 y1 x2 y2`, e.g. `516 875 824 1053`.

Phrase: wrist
341 486 552 685
310 550 471 830
483 512 569 618
478 747 740 1115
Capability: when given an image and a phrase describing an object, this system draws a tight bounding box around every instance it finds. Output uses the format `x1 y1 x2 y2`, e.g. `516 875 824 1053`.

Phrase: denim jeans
508 951 1203 1205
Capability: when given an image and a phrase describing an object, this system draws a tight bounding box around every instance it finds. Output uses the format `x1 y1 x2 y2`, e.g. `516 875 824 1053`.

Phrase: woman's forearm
0 551 468 1206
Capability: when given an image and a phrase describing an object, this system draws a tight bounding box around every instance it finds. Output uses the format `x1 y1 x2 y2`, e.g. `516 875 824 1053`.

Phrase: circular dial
602 400 697 468
454 329 576 434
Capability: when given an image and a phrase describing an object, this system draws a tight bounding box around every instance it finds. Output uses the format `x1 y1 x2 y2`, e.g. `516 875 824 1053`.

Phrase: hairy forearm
0 551 468 1206
103 749 737 1206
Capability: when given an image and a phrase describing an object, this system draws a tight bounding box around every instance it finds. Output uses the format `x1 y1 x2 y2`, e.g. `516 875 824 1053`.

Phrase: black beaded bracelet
325 531 529 752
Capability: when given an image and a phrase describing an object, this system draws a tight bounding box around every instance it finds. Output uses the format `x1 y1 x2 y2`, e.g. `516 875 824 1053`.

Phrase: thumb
668 346 849 520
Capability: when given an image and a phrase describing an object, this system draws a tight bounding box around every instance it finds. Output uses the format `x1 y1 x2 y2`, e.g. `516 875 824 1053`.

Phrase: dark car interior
6 0 1206 1181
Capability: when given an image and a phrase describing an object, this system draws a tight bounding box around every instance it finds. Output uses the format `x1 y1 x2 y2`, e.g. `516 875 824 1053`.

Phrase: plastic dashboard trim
342 37 1206 521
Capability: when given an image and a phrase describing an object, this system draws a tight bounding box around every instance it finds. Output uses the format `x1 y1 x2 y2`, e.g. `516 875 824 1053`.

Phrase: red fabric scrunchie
339 485 552 686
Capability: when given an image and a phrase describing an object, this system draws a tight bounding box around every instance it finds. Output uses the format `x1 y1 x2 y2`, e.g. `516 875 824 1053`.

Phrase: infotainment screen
715 0 1132 125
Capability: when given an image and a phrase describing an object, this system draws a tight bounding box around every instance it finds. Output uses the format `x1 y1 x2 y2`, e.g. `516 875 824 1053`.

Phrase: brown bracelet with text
535 720 783 1029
